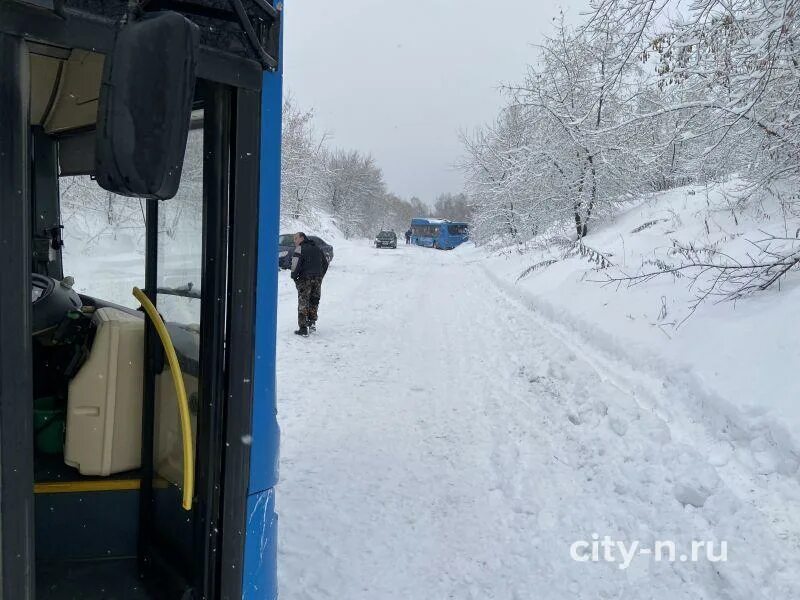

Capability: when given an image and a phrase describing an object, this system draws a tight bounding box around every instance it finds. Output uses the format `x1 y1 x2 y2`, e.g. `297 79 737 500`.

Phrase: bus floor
37 558 152 600
34 474 147 599
34 453 142 488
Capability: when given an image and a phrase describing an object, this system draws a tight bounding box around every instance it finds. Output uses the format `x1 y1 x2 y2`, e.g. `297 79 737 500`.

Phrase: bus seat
65 307 144 476
164 322 200 378
154 369 198 487
65 308 200 479
64 308 200 484
155 321 199 486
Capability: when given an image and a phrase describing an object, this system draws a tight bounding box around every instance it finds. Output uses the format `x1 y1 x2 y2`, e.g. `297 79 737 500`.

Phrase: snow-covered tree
323 150 387 238
433 192 472 223
462 13 660 245
281 96 330 225
464 0 800 296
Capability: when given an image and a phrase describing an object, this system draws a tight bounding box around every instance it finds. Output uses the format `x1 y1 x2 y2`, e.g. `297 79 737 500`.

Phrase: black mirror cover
95 12 200 200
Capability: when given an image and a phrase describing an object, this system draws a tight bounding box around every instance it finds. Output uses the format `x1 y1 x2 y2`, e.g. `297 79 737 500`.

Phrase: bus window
412 224 440 237
60 121 204 321
60 178 146 309
156 125 204 326
151 121 204 566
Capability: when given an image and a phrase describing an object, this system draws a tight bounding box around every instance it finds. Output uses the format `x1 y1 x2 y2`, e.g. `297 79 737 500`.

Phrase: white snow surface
277 235 800 598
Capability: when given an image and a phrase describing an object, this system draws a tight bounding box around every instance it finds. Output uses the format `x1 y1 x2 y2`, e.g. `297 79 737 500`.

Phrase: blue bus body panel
250 5 282 500
245 1 283 598
244 489 278 599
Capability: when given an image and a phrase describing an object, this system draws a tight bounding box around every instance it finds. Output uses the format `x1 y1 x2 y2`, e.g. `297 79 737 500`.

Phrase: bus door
0 3 278 598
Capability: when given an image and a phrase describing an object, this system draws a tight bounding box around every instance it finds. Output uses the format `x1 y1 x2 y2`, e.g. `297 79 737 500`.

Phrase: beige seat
65 307 144 476
154 369 198 486
65 307 199 483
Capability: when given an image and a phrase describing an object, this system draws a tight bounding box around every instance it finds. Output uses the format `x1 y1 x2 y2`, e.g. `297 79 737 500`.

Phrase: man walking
291 232 328 336
405 228 412 244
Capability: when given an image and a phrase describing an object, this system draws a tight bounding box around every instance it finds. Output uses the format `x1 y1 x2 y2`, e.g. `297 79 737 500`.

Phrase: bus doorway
32 95 213 599
0 2 281 599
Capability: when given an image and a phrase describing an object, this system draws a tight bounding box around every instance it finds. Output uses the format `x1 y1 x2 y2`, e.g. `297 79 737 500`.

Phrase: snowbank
465 181 800 466
280 213 346 243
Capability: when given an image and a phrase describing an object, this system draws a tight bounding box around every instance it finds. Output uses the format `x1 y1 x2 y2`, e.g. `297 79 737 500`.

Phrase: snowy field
276 234 800 598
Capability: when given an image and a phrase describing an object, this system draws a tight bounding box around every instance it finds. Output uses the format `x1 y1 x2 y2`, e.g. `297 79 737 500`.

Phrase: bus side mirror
95 12 200 200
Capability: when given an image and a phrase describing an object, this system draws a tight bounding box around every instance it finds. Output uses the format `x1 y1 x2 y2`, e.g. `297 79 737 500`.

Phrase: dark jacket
291 238 329 280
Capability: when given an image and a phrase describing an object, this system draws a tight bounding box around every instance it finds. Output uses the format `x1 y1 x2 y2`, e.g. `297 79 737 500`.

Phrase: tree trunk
292 190 301 220
574 204 584 239
582 154 596 238
574 165 588 239
507 201 517 237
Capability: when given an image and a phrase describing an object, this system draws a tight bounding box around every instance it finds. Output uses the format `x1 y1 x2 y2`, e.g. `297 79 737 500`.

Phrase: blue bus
411 218 470 249
0 2 281 599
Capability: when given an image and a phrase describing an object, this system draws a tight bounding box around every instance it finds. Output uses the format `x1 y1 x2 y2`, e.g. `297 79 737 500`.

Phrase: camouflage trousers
295 277 323 328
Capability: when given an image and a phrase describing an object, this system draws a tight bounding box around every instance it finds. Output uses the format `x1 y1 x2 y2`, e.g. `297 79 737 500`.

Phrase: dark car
279 234 334 269
374 230 397 249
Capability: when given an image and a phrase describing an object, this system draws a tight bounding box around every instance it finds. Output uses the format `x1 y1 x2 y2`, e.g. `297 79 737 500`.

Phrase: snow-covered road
276 242 799 599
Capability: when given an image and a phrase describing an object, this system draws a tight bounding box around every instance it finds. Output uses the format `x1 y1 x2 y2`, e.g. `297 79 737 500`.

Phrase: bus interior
29 47 203 599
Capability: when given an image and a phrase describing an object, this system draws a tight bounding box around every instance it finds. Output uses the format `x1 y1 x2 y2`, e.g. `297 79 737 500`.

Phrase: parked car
278 234 334 269
374 230 397 249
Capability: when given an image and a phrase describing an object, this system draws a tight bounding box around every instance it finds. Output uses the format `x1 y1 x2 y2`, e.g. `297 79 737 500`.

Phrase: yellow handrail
133 286 194 511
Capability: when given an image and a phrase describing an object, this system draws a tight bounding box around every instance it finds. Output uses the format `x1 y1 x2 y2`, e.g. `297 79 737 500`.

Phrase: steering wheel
32 274 82 336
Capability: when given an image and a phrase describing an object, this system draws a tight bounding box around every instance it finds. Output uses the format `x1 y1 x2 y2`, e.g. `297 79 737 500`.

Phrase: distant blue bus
410 218 469 250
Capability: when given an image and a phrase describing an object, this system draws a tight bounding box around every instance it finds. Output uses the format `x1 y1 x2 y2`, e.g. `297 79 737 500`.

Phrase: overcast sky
283 0 590 202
